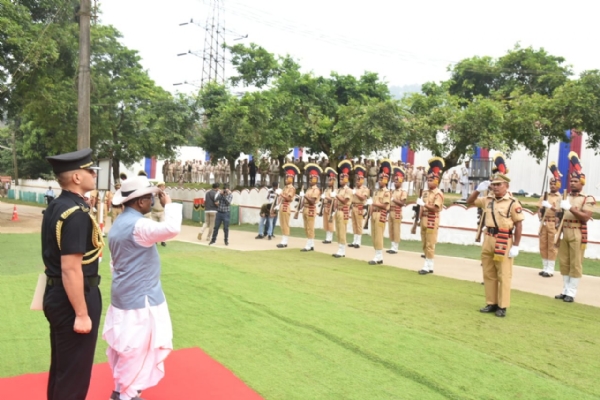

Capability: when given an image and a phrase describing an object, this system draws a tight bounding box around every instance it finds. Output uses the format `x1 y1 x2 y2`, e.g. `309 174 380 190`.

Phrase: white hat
112 176 161 205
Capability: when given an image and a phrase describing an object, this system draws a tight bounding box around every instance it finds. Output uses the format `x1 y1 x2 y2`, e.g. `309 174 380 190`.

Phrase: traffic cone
11 205 19 221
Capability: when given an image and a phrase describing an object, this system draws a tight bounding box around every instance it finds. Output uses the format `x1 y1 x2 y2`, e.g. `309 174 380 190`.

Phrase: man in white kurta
103 176 182 400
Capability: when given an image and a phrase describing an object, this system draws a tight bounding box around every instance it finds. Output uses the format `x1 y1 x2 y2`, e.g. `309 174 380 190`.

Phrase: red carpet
0 347 263 399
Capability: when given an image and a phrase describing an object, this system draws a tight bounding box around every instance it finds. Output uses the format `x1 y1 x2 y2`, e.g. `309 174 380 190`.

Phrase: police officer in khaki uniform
387 166 408 255
349 165 370 249
417 158 445 275
151 181 168 246
554 152 595 303
368 160 392 265
537 162 562 277
321 167 337 244
468 153 524 317
42 148 104 400
301 164 322 252
276 164 299 248
332 160 353 258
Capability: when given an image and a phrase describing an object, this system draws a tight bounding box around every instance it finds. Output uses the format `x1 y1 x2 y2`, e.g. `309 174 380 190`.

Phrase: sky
99 0 600 94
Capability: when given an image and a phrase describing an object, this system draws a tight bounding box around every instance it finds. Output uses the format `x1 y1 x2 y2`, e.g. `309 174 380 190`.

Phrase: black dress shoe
322 240 332 244
480 304 498 313
418 269 430 275
161 242 166 247
300 248 314 252
268 235 272 240
332 254 345 258
495 308 507 317
209 241 215 245
368 260 378 265
538 271 544 276
354 245 360 249
420 254 425 258
255 235 264 239
386 250 398 254
110 391 120 400
224 241 229 246
276 244 287 248
555 293 566 300
377 260 383 264
563 296 574 303
348 243 355 248
542 272 553 278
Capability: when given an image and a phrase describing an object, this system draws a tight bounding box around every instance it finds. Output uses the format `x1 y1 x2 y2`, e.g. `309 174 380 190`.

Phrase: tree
402 45 576 169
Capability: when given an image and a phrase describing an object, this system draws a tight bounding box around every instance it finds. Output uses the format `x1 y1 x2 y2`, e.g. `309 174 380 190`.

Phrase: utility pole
201 0 226 88
77 0 91 150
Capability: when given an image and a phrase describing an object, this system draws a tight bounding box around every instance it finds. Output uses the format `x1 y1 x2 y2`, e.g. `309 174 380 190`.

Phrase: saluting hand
74 315 92 334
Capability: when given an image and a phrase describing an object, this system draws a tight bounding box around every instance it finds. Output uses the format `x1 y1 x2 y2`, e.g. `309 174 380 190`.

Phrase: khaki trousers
303 208 316 239
351 205 364 234
279 202 292 235
371 211 385 250
203 212 217 240
151 210 165 223
323 210 335 232
335 210 348 244
389 215 402 243
558 228 584 278
420 220 438 259
111 206 123 223
482 234 513 308
539 220 558 260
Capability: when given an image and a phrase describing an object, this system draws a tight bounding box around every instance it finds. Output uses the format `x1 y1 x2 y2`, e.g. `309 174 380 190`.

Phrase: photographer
210 184 233 245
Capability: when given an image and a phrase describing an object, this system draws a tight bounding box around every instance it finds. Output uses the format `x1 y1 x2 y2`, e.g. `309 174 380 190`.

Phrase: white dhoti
102 298 173 400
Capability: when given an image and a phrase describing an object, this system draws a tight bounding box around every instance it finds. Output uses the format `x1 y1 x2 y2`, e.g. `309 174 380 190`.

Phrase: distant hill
389 84 421 99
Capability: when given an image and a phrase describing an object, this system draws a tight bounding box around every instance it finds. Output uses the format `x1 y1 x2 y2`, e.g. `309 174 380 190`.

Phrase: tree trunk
112 157 120 183
11 129 18 184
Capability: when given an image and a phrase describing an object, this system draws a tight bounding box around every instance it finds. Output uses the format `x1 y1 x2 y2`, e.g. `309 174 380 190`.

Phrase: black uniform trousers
43 283 102 400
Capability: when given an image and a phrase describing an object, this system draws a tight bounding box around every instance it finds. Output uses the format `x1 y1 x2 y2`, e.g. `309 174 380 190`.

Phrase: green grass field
1 233 600 399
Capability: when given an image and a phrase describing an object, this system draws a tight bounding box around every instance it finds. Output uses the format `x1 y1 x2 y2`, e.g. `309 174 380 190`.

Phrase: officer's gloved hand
321 193 326 199
330 191 336 198
352 189 356 195
560 200 572 211
508 246 519 258
366 198 373 206
541 200 552 209
476 180 491 192
274 205 280 211
275 188 282 195
299 192 305 197
416 198 425 207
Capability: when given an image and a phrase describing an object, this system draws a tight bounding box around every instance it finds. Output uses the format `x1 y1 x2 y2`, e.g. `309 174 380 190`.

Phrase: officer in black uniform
42 148 104 400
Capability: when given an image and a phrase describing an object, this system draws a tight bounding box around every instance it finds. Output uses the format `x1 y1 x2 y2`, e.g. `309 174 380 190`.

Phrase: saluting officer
349 165 370 249
332 160 353 258
368 160 392 265
42 148 104 400
276 163 299 248
387 166 408 255
417 158 445 275
554 152 595 303
467 153 524 318
537 162 562 277
301 163 323 252
321 167 338 244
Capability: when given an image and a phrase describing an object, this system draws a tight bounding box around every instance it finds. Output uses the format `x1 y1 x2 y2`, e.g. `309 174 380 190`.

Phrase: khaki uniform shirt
421 187 444 229
537 192 561 220
390 189 408 218
304 186 321 215
352 187 370 205
373 188 391 212
561 193 595 227
474 192 525 231
281 184 296 212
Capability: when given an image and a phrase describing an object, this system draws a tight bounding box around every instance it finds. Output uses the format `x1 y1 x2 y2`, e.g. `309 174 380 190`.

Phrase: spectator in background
249 159 257 187
210 184 233 245
151 182 167 246
45 186 55 205
198 183 220 242
256 202 274 240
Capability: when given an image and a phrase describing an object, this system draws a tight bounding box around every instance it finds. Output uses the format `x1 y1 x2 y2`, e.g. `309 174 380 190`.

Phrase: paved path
2 201 598 307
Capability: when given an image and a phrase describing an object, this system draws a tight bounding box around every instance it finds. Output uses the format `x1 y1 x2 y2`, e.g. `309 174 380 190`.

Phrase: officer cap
46 148 99 175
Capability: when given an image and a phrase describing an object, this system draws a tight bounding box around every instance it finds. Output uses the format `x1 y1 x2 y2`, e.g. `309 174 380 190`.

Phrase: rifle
269 190 279 215
410 189 423 234
474 189 488 243
328 192 339 224
294 194 305 219
538 191 548 236
554 191 568 247
318 196 325 217
363 204 371 229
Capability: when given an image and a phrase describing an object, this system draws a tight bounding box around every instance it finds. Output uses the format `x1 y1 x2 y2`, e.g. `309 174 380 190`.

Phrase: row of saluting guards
269 151 595 318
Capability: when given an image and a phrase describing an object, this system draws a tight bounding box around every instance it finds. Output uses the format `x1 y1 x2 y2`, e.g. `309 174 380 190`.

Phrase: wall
14 181 600 259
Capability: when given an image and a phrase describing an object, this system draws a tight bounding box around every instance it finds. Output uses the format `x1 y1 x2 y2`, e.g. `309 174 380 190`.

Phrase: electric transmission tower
201 0 226 88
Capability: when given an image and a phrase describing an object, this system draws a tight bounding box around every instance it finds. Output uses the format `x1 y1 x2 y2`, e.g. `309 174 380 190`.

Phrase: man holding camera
210 184 233 246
